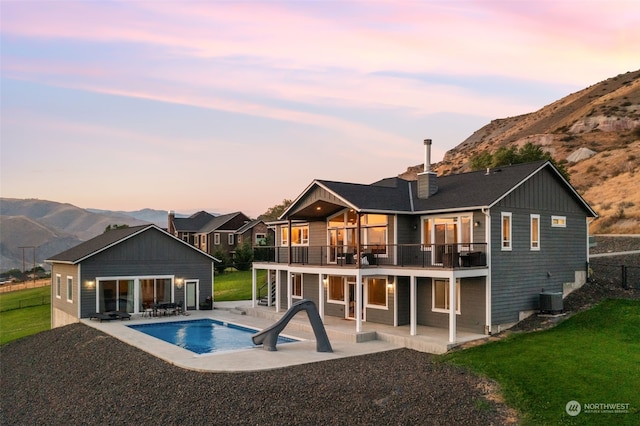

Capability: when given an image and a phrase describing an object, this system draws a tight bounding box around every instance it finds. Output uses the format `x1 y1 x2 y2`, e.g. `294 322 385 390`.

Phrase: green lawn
443 299 640 425
0 286 51 345
213 269 267 301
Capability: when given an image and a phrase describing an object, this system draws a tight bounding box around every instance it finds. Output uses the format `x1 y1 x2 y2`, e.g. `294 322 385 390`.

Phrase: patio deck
237 303 487 355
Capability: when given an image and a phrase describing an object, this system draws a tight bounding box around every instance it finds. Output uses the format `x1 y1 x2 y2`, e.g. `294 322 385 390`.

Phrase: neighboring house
46 224 218 328
252 141 597 343
168 211 267 260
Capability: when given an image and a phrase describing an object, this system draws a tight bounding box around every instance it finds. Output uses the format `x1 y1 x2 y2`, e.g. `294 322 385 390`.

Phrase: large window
501 212 512 251
327 211 388 261
291 273 302 298
367 277 387 308
530 214 540 250
281 225 309 246
432 279 460 314
422 215 472 263
327 276 345 302
99 279 134 313
66 276 73 302
228 233 234 245
139 278 172 311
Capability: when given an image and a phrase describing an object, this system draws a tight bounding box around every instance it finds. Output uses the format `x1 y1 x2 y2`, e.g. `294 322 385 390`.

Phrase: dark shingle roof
46 225 152 263
295 161 595 216
46 224 219 264
173 211 215 232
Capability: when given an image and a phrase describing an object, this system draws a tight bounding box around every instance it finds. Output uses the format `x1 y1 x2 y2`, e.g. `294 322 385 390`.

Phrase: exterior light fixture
176 278 184 288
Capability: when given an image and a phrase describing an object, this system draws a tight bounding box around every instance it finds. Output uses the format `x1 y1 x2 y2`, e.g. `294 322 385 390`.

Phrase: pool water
128 318 297 354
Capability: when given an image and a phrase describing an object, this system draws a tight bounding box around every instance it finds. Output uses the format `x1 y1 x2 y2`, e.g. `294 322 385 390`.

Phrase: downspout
287 218 292 265
482 207 492 334
77 264 82 321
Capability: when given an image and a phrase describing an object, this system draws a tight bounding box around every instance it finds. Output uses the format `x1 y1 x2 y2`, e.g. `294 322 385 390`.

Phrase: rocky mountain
401 69 640 234
0 198 149 271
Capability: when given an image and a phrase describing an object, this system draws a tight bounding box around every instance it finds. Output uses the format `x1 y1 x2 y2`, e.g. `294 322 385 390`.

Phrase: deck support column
318 274 325 321
356 271 363 333
275 269 281 313
287 272 292 310
449 274 456 343
267 269 272 307
251 267 257 308
410 275 417 336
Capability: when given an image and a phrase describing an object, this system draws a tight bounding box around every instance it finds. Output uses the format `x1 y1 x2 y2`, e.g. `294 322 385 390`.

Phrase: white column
275 269 281 313
410 275 417 336
251 267 257 308
356 272 363 333
449 274 456 343
267 269 272 307
318 275 324 321
287 273 292 310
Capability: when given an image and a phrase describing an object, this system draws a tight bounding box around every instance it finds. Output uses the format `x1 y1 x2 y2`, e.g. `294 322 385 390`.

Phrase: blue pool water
128 319 297 354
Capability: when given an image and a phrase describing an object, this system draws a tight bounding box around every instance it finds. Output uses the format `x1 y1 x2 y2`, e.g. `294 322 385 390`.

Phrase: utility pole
18 246 36 286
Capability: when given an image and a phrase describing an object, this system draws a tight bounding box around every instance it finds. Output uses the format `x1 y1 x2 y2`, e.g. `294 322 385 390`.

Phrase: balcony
253 243 487 269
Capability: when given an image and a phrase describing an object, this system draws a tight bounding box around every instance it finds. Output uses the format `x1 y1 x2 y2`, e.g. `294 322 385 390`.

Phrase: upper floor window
228 234 234 245
552 215 566 228
255 233 267 245
281 225 309 246
501 212 512 251
530 214 540 250
328 211 388 254
214 233 220 245
66 276 73 302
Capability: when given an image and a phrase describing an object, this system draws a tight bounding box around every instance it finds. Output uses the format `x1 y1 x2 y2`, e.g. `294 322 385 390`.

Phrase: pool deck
82 301 487 372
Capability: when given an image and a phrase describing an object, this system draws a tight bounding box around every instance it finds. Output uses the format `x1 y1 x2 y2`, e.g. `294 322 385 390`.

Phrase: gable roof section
173 211 215 232
46 224 219 264
236 219 263 234
281 161 596 218
198 212 247 234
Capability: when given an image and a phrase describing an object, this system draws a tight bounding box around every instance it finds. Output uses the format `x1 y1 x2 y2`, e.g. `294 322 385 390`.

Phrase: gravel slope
1 324 515 425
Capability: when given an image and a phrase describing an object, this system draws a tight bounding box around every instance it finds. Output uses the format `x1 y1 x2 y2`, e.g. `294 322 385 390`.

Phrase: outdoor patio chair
89 312 115 322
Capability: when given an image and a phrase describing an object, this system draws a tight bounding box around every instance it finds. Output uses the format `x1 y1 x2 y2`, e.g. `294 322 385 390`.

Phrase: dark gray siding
490 167 590 325
301 273 319 305
77 227 214 318
416 278 485 333
396 276 410 326
396 215 421 245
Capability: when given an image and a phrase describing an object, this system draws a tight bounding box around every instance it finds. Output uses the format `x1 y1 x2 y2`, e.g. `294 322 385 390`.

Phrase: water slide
252 299 333 352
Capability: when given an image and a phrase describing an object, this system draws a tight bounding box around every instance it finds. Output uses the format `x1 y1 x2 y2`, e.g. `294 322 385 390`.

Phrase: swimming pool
128 318 297 354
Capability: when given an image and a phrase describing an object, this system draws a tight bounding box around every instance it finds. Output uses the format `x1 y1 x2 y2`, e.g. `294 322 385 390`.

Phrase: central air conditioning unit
539 291 563 314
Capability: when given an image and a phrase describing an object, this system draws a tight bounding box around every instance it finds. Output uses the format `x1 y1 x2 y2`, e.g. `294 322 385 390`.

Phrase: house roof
236 219 264 234
282 161 597 219
174 211 249 234
46 224 219 264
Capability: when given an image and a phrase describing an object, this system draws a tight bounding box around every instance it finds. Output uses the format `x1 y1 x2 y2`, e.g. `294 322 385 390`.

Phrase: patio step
375 331 449 354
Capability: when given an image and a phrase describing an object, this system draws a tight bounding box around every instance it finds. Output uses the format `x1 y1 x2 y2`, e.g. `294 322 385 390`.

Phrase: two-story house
168 210 267 260
252 140 597 345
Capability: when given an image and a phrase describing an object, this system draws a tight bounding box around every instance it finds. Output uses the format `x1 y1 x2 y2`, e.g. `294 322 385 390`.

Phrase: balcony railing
253 243 487 269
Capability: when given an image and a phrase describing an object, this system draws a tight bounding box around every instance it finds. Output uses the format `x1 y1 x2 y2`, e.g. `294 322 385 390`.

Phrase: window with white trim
66 276 73 302
432 279 460 314
366 277 388 309
214 233 220 245
55 274 61 298
530 214 540 250
291 273 302 298
255 233 267 245
501 212 512 251
551 215 566 227
281 225 309 246
228 233 234 245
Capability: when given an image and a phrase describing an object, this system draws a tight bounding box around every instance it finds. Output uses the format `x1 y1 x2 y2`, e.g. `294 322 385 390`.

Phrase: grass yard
214 269 267 301
443 299 640 425
0 286 51 345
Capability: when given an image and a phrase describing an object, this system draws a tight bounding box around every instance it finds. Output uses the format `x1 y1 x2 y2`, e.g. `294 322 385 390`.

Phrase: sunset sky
1 1 637 218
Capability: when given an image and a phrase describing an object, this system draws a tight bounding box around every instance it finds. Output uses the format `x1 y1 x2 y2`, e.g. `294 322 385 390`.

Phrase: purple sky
1 1 637 217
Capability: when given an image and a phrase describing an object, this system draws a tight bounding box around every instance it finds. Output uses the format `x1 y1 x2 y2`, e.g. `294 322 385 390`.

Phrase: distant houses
168 210 268 264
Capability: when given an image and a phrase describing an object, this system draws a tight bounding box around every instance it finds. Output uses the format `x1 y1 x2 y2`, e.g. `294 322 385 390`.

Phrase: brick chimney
168 210 176 235
417 139 438 199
